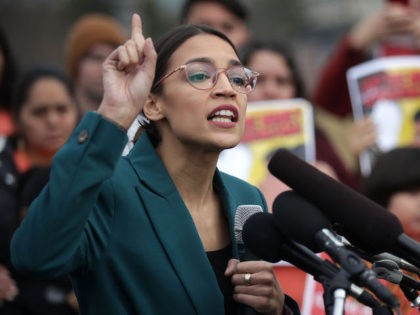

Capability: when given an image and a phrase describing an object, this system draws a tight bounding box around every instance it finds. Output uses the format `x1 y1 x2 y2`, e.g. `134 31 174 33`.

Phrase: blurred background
0 0 383 93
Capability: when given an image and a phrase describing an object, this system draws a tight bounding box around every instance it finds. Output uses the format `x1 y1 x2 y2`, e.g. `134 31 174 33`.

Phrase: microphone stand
320 268 395 315
315 229 400 309
319 268 352 315
334 289 347 315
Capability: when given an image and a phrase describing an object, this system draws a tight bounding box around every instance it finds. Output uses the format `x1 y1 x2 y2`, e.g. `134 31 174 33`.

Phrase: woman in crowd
11 67 80 170
0 66 79 312
11 13 300 315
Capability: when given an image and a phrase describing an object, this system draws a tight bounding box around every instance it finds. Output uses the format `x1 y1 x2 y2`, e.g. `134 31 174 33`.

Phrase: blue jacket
11 112 276 315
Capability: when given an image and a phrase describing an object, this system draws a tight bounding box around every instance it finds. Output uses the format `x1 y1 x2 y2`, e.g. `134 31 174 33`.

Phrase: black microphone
272 190 399 308
373 253 420 276
234 205 263 315
347 244 420 276
242 212 384 310
372 259 420 290
268 149 420 268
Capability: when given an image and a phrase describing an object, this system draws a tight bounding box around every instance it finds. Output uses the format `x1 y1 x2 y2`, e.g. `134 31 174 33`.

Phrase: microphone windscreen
243 212 336 278
242 212 284 263
268 149 403 253
272 190 331 252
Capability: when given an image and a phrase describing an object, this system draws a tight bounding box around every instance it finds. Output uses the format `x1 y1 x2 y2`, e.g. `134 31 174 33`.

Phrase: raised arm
11 13 157 277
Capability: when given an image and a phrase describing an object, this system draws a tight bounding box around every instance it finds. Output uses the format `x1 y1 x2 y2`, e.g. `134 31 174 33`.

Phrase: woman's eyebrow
184 57 242 67
184 57 213 64
229 59 242 66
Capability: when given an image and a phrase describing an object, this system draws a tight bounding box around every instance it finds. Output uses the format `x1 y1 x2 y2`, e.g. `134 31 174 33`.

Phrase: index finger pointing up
131 13 145 56
131 13 143 39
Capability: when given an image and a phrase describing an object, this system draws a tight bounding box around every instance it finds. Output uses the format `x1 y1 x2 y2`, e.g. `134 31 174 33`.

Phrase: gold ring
244 273 252 286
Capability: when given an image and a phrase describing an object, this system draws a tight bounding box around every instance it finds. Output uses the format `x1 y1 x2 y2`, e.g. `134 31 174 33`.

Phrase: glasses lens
184 62 258 94
227 66 257 93
185 62 214 90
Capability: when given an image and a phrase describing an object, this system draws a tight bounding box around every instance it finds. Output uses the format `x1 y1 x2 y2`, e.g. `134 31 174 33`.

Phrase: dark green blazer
11 112 270 315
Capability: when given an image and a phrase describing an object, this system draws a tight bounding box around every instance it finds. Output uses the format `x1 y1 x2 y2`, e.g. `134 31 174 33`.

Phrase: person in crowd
0 25 19 137
64 13 127 114
241 39 355 188
9 167 79 314
11 67 80 170
11 14 300 315
0 66 79 312
180 0 251 49
311 1 420 176
363 146 420 314
313 1 420 118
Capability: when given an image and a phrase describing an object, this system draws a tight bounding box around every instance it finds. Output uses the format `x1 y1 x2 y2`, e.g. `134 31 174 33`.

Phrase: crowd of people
1 0 420 314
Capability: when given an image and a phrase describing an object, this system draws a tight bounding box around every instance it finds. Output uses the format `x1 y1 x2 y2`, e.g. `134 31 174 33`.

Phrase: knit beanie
65 13 127 80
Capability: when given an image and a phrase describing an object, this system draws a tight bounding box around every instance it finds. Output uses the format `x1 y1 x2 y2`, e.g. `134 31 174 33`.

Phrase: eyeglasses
153 61 259 94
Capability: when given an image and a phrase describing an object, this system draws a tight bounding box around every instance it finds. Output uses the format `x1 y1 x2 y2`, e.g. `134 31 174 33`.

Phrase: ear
143 94 164 121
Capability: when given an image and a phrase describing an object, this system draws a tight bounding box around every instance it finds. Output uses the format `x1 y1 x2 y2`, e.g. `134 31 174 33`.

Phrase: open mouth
208 109 238 123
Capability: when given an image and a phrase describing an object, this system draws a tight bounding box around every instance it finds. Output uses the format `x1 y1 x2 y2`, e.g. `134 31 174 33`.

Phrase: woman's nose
212 72 237 96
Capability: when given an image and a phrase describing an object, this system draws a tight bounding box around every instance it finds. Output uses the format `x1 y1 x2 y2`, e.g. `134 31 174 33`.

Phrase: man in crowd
64 13 127 114
180 0 251 49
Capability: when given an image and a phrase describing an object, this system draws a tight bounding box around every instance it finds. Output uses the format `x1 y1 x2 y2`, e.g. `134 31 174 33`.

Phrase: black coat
0 136 19 267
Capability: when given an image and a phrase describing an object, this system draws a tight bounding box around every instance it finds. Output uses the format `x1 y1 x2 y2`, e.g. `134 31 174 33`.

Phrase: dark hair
11 66 75 119
144 23 238 145
239 39 306 99
180 0 248 24
0 26 18 110
362 147 420 207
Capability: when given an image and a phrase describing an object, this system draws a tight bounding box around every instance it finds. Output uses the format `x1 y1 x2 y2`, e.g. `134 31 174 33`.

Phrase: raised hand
98 13 157 130
349 3 415 51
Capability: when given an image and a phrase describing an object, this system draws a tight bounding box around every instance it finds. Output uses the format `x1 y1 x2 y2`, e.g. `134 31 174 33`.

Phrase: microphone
373 253 420 276
372 259 420 290
234 205 263 261
242 212 384 310
272 190 399 308
243 212 336 274
268 149 420 268
372 260 420 310
346 244 420 276
234 205 263 315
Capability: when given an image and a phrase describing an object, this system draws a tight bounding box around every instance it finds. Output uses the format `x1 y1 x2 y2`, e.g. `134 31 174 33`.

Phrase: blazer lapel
127 134 224 314
213 171 240 259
